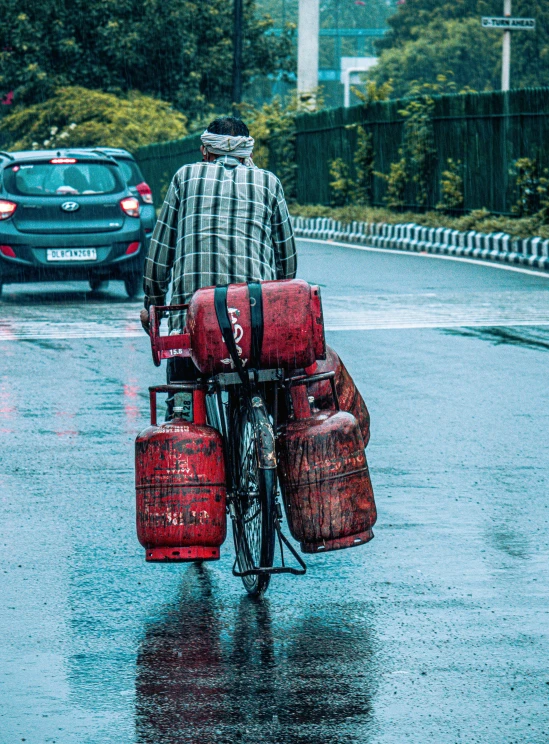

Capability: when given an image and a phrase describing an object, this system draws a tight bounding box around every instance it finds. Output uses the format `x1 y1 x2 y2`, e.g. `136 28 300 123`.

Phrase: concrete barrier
291 217 549 271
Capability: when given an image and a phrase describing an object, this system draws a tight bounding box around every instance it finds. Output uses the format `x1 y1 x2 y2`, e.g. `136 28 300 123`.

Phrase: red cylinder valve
305 346 370 446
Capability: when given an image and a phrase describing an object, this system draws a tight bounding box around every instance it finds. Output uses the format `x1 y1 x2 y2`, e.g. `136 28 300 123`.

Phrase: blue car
0 148 145 298
86 147 156 241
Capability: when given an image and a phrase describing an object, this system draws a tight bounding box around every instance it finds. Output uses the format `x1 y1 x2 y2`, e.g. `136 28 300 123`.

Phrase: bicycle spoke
228 393 276 596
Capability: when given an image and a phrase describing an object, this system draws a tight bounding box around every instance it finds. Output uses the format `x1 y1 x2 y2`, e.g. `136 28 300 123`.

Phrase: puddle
445 327 549 351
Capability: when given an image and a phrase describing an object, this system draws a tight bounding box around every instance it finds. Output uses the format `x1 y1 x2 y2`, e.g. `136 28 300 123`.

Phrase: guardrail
292 217 549 272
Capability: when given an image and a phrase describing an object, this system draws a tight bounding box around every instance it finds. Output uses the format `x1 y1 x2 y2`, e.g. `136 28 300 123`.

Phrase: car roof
0 149 120 164
82 147 136 161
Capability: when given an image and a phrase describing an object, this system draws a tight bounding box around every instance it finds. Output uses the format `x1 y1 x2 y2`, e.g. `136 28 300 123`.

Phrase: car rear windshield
4 161 124 197
116 158 144 187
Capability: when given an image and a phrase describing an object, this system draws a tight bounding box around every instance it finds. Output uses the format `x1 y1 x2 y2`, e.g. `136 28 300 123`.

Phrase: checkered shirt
143 157 297 330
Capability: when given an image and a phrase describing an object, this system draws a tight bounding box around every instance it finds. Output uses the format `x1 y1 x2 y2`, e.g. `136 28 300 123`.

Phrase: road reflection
135 565 375 744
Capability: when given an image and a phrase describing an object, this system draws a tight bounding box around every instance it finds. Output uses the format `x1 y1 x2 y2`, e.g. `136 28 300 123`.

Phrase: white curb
291 217 549 272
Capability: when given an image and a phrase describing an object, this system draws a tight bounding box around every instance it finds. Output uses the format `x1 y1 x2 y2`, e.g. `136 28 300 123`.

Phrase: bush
437 158 464 212
239 92 300 202
289 203 549 240
0 87 188 152
329 158 355 207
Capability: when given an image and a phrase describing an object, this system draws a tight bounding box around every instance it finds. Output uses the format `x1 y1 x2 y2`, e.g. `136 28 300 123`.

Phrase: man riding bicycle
140 116 297 397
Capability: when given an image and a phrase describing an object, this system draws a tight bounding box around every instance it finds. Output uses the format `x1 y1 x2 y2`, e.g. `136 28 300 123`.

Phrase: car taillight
0 245 16 257
135 182 153 205
120 197 140 218
0 200 17 220
125 241 140 255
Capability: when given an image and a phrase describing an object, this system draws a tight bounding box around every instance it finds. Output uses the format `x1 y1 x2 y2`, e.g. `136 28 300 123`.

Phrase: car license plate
46 248 97 261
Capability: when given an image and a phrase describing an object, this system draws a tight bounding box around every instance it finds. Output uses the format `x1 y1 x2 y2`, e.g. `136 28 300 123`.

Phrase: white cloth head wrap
201 130 255 166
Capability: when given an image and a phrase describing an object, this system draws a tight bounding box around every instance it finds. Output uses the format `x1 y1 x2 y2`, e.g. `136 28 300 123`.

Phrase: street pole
233 0 243 111
501 0 511 91
335 0 341 75
501 0 511 212
297 0 319 109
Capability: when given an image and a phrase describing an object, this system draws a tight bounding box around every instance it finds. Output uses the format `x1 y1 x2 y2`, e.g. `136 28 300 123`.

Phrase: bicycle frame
205 369 307 579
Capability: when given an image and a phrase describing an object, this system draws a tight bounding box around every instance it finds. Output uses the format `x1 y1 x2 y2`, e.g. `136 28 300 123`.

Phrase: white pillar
501 0 511 91
297 0 319 109
343 69 351 108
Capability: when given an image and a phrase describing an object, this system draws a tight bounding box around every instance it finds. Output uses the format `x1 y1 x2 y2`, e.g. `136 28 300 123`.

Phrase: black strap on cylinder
214 285 248 387
214 282 264 388
247 281 264 369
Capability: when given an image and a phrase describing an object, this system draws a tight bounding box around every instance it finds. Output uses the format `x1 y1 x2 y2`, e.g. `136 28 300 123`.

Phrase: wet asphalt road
1 240 549 743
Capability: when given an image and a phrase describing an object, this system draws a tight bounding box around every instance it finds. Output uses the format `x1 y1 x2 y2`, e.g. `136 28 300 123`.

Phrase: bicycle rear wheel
231 394 276 596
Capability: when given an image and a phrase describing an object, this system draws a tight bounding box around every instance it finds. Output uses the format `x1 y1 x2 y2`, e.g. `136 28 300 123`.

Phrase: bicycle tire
231 394 276 597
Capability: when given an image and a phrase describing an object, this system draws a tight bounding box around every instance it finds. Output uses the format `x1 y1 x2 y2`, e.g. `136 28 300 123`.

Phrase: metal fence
134 87 549 214
295 87 549 214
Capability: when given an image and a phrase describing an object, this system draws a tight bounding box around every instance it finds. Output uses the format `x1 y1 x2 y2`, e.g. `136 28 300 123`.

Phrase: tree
0 87 188 151
373 0 549 95
0 0 293 121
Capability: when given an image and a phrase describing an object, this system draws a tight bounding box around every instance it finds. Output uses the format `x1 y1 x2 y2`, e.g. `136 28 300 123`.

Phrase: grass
290 204 549 241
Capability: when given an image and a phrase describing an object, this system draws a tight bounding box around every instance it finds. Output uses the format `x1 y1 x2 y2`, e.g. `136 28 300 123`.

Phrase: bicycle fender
251 396 277 469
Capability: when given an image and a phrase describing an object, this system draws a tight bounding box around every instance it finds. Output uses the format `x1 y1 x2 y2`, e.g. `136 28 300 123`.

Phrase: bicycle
147 297 340 597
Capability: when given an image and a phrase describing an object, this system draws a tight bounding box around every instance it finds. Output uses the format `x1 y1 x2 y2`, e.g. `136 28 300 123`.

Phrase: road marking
0 303 145 342
298 237 549 279
1 280 549 342
322 290 549 330
327 320 549 330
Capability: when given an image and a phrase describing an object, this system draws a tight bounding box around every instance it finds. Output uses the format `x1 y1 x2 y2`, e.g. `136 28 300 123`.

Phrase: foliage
437 158 464 211
511 157 549 218
373 81 441 209
329 158 355 207
328 82 392 207
351 80 394 106
0 0 293 121
373 2 549 97
353 125 375 206
375 158 408 208
238 91 306 201
290 203 549 240
0 87 188 152
398 83 438 206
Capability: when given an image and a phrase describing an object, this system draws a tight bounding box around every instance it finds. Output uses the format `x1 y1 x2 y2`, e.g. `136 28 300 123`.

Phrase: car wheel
124 274 141 299
89 278 109 292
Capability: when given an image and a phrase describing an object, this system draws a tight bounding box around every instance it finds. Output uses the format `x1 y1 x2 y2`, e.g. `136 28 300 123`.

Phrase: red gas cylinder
135 387 227 562
277 383 376 554
186 279 325 375
305 346 370 446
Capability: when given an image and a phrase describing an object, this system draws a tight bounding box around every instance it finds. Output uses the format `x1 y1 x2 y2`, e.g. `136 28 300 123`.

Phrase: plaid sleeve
271 180 297 280
143 178 180 309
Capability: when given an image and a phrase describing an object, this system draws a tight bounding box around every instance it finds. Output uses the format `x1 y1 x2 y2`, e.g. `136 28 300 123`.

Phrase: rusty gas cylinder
277 384 376 554
135 388 226 562
303 346 370 447
186 279 325 375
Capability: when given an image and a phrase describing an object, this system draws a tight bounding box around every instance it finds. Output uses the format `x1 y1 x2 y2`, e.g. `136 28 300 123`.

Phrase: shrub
376 158 408 208
0 87 188 152
437 158 464 212
329 158 355 207
238 93 298 201
512 157 549 218
289 203 549 240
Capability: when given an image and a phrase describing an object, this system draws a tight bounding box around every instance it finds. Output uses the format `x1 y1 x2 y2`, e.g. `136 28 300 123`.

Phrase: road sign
481 17 536 30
